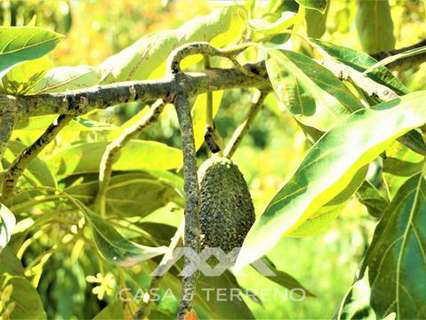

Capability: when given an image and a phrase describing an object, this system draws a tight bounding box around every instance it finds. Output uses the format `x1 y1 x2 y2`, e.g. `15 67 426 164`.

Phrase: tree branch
0 96 18 161
174 91 200 320
371 38 426 70
0 62 269 118
1 114 73 201
95 99 166 216
224 90 268 158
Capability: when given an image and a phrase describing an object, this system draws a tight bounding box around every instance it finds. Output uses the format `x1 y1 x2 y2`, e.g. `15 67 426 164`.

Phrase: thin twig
204 56 213 129
133 222 184 320
174 92 200 320
0 96 18 161
95 99 166 215
224 90 268 159
1 114 73 201
168 42 252 75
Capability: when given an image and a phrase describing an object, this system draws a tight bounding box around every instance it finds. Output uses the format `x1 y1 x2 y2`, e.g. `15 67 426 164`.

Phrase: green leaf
28 65 101 94
47 140 182 178
254 256 316 297
304 2 329 38
98 6 246 83
356 180 390 219
0 204 16 251
235 90 426 270
13 116 116 142
383 157 424 177
295 0 327 12
364 173 426 319
355 0 395 54
0 249 46 320
66 172 183 218
192 91 223 150
93 301 125 320
1 57 53 95
0 26 63 77
266 48 363 131
5 276 47 320
78 202 168 266
310 39 408 95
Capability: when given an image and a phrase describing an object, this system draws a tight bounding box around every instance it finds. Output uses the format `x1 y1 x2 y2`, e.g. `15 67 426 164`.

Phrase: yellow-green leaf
236 90 426 270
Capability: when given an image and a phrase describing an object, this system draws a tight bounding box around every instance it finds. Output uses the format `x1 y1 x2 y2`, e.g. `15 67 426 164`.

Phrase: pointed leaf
79 202 168 266
98 6 246 83
364 174 426 319
310 39 408 95
66 172 183 218
29 65 100 94
0 26 62 77
355 0 395 54
236 90 426 270
266 48 363 131
356 181 390 219
47 140 182 178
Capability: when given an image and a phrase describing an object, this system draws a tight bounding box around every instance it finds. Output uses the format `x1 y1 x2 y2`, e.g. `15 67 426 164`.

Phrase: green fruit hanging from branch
198 156 255 253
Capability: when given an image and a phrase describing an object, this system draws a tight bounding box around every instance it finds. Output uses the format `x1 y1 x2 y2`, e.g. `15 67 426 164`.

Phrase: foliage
1 0 426 319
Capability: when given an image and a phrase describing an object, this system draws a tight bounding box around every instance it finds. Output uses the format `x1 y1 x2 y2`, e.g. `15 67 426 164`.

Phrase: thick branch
0 63 269 118
371 38 426 70
1 114 73 201
224 90 268 158
0 96 18 161
174 91 200 320
95 99 166 215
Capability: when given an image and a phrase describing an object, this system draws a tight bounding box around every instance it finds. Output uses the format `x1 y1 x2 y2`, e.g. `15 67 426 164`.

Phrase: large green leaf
364 173 426 319
355 0 395 54
28 65 101 94
98 6 246 83
266 49 363 131
66 172 183 217
0 204 16 251
0 27 62 77
0 249 46 319
78 202 168 266
47 140 182 178
304 2 329 38
235 90 426 270
310 39 408 95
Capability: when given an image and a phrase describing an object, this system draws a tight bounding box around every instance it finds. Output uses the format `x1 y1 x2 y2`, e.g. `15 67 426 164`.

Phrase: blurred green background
2 0 426 318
